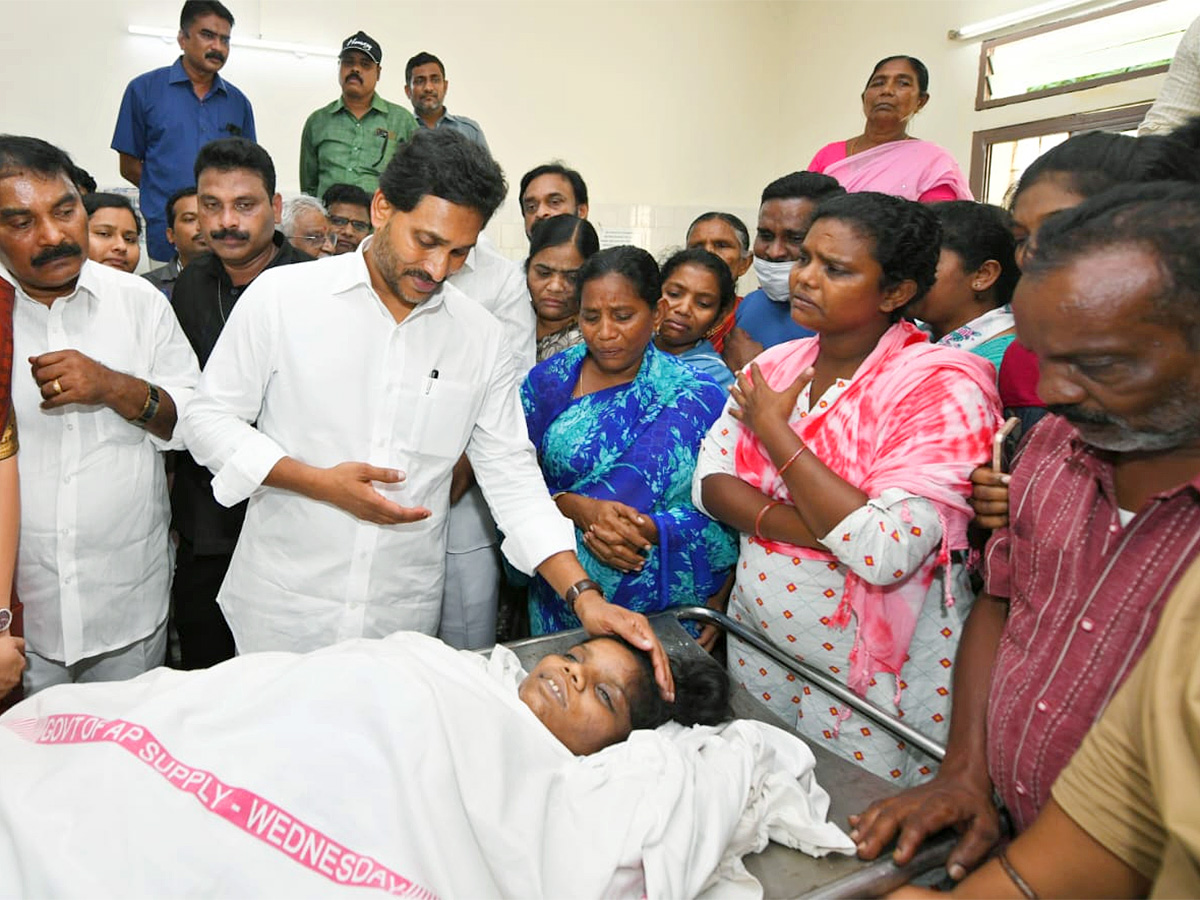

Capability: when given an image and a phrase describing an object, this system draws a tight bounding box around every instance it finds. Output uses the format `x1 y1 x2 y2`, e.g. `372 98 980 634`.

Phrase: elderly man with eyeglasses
281 195 335 259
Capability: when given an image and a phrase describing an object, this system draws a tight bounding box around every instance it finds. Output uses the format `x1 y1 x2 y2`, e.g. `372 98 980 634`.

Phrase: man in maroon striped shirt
850 182 1200 879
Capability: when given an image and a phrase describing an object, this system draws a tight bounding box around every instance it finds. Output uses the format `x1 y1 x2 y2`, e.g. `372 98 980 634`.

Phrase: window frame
968 102 1153 202
975 0 1170 111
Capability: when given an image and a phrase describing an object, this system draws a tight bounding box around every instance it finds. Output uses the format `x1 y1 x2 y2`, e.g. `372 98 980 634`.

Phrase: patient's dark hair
586 636 732 730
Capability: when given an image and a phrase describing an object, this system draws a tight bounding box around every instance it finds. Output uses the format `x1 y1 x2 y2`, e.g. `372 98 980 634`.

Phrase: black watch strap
563 579 603 616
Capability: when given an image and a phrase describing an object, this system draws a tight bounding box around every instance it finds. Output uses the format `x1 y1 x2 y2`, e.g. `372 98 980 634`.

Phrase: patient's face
518 639 640 755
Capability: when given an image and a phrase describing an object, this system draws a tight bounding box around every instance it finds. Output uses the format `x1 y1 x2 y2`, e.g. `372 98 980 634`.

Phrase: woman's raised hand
729 364 814 440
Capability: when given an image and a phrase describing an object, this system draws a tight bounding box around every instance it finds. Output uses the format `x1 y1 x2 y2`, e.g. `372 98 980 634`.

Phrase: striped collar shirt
983 414 1200 831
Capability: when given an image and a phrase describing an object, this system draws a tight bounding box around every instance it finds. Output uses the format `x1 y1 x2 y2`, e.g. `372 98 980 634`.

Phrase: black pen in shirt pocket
423 369 439 395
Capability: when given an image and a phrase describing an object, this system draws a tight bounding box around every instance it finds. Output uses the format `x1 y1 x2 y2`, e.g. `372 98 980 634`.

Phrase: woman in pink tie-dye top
692 192 1001 786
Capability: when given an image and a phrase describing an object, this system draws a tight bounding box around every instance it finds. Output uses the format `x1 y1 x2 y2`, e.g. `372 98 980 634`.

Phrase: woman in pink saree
808 56 973 203
692 193 1000 786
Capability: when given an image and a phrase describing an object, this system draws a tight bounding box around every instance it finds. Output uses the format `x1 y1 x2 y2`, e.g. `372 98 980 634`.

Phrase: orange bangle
777 444 807 478
754 500 783 540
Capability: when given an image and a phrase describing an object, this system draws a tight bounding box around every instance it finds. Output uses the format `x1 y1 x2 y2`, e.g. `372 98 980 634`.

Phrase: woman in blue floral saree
521 246 737 636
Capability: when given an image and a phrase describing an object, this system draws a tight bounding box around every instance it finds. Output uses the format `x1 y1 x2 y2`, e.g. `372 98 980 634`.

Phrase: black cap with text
339 31 382 65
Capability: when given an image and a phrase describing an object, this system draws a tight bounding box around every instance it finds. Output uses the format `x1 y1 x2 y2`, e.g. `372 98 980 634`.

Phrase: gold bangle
129 382 161 427
128 381 153 422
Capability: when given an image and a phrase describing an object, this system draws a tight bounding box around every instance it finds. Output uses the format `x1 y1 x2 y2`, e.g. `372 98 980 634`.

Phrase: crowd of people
3 0 1200 894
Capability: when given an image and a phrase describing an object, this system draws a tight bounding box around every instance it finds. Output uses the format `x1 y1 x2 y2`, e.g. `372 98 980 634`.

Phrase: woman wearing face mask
694 192 1001 785
526 215 599 362
808 56 972 202
82 192 142 274
521 246 737 638
653 248 736 389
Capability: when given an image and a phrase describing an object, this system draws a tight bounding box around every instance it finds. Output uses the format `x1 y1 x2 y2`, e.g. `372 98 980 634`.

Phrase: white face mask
752 256 796 303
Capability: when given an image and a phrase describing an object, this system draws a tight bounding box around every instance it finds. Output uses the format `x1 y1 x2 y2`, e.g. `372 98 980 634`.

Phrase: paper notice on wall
599 226 637 249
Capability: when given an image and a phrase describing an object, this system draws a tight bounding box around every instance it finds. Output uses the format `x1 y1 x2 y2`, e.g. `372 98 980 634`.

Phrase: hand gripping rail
672 606 946 762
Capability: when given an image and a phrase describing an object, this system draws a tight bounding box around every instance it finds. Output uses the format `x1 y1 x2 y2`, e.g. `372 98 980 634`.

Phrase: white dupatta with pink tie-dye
734 322 1001 698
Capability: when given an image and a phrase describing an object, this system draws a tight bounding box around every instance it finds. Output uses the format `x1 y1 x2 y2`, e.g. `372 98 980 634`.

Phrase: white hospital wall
0 0 1171 261
1 0 790 261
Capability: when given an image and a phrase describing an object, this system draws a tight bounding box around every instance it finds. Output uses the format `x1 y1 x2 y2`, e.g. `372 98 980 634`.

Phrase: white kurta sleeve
466 341 574 575
488 261 537 379
179 280 289 508
819 488 944 586
143 289 200 452
691 396 743 518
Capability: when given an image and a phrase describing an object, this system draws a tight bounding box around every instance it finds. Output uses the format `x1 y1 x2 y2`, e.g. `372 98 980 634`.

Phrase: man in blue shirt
111 0 256 262
723 171 845 371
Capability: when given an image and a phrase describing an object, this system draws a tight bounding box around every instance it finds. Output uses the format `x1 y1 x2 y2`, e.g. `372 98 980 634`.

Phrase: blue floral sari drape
521 343 737 634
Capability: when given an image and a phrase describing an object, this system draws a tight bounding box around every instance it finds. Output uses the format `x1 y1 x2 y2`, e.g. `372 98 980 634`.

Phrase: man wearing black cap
299 31 418 199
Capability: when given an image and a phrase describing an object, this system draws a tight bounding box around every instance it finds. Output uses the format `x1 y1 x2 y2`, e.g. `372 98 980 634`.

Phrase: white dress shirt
180 242 573 653
12 261 200 664
446 232 536 554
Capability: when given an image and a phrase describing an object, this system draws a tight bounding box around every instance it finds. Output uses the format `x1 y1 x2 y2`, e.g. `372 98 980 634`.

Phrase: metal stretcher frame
502 610 956 899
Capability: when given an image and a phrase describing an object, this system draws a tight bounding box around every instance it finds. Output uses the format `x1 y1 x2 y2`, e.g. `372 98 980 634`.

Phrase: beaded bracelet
754 500 782 540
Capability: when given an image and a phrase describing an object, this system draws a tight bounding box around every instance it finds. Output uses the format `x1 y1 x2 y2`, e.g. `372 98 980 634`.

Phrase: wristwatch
0 607 11 634
563 579 603 616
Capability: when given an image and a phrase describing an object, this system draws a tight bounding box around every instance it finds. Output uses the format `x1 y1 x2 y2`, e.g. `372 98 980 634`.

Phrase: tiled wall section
485 202 763 294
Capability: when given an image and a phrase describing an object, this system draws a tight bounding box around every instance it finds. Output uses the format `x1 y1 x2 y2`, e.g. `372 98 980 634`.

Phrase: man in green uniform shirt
299 31 417 199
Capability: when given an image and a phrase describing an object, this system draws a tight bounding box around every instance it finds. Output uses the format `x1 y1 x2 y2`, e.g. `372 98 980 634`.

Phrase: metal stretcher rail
671 606 947 762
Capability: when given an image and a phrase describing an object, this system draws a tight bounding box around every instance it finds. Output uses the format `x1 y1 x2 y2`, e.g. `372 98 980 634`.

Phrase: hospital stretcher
503 608 956 899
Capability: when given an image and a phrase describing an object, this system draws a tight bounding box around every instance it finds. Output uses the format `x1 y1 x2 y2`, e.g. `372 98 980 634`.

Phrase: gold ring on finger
52 378 64 395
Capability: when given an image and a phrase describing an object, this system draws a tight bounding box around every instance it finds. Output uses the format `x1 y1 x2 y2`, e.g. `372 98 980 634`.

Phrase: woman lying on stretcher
519 636 730 754
0 630 854 898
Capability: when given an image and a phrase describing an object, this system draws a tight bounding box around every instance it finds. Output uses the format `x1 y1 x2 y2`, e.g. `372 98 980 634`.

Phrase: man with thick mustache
182 131 675 697
851 182 1200 880
112 0 256 264
0 136 199 693
169 137 311 669
300 32 417 200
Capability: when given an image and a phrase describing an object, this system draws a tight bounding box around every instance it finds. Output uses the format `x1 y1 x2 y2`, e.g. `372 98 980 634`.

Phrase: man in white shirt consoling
0 136 200 694
182 130 674 692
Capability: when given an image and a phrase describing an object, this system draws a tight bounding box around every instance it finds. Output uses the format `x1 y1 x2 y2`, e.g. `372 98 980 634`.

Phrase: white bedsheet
0 632 853 898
